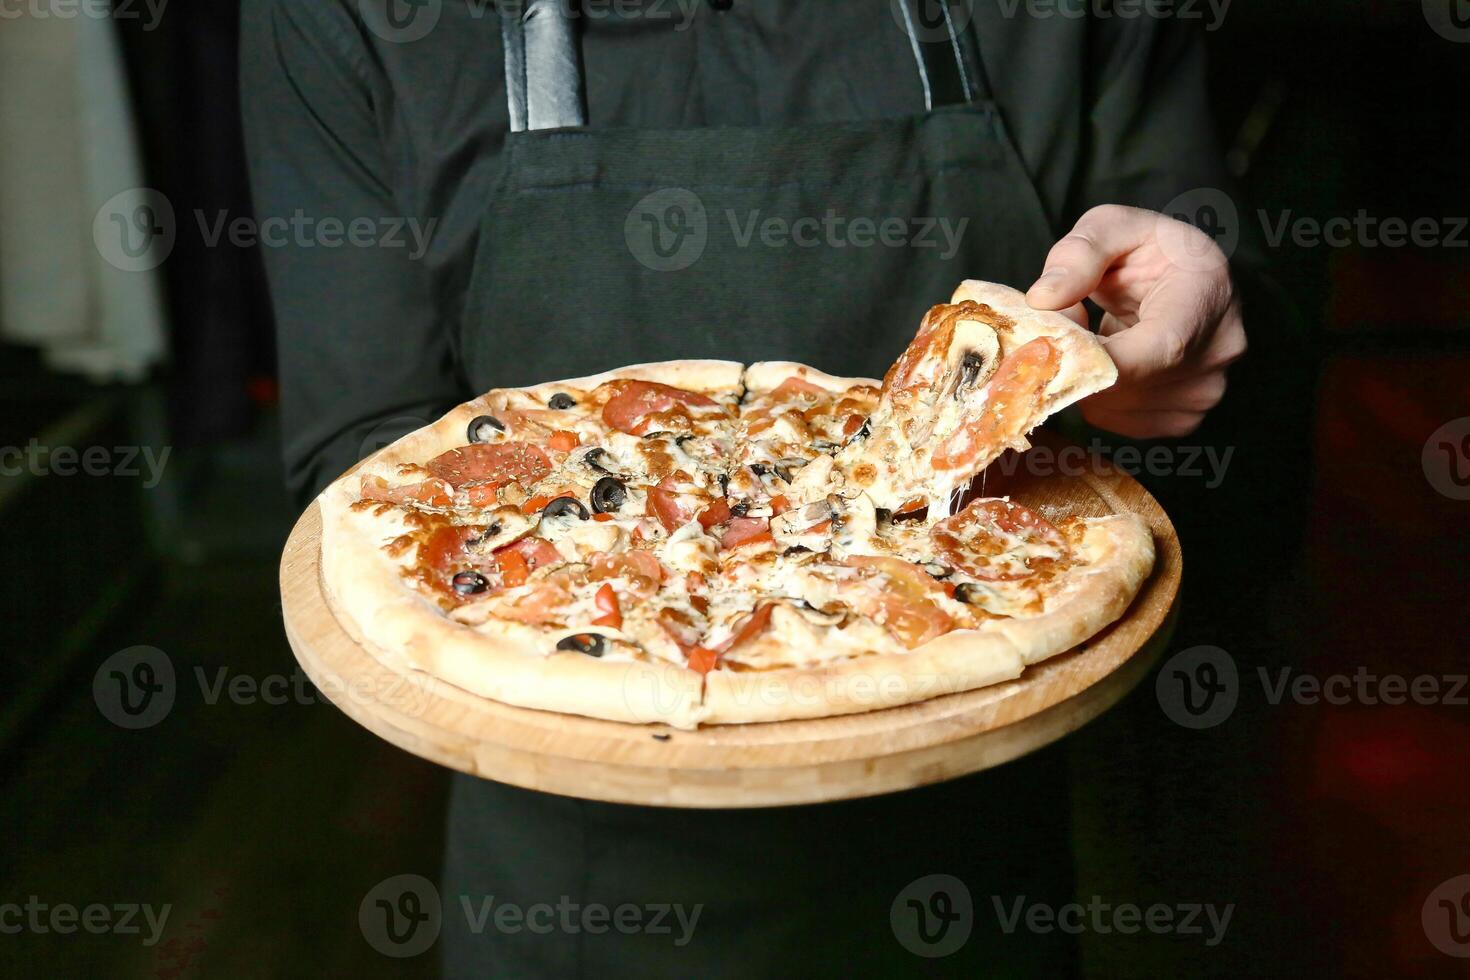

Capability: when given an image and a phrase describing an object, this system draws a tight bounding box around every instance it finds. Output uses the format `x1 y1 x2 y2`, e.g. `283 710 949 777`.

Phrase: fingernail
1030 269 1065 292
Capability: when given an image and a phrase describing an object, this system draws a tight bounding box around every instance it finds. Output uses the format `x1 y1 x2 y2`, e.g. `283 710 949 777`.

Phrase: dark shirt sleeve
241 0 462 504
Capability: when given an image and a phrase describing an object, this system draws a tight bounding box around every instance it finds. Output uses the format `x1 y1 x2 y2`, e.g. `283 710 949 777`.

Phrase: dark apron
444 4 1076 976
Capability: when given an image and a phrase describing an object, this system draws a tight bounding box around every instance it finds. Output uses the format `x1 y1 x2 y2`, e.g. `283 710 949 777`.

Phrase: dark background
3 1 1468 976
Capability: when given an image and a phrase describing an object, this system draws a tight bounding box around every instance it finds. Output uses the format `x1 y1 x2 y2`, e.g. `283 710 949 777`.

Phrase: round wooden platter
280 433 1181 809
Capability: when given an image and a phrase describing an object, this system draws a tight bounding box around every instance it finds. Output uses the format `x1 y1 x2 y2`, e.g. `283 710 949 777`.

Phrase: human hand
1026 205 1247 438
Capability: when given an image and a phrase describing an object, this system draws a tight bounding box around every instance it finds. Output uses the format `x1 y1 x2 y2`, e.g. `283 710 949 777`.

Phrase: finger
1097 311 1132 338
1026 205 1157 310
1087 371 1227 413
1058 302 1089 330
1098 274 1221 385
1082 404 1207 440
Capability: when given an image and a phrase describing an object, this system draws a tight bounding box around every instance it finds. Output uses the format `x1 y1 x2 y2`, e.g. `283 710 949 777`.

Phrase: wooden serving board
280 433 1181 808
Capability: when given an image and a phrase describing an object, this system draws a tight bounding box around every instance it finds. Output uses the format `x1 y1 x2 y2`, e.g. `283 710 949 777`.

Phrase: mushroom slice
464 506 535 555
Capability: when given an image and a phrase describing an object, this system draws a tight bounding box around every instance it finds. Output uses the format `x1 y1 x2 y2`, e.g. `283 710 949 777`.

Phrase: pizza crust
742 361 879 395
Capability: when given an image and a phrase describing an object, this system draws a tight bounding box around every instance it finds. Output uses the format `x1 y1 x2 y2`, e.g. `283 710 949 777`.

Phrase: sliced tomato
521 490 577 515
591 583 622 629
360 475 453 509
931 338 1060 473
842 556 953 648
721 517 772 550
931 498 1068 581
717 601 775 653
601 380 718 436
769 494 790 516
686 646 719 675
495 548 530 587
427 442 552 488
697 498 732 529
503 535 564 574
462 481 504 508
591 512 615 523
548 429 580 452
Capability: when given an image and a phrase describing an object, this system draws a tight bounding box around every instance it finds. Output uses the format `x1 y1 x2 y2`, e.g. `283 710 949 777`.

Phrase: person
243 1 1247 974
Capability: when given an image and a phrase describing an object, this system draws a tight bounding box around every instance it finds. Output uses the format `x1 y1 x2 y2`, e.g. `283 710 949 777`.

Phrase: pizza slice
835 280 1116 519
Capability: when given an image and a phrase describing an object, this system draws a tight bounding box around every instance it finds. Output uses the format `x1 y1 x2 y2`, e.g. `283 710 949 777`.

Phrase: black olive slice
717 473 730 496
582 447 615 474
924 562 953 579
642 430 672 440
730 501 750 518
451 571 489 595
875 507 893 524
590 476 627 514
749 463 770 477
891 506 927 523
542 497 590 520
556 633 606 657
782 545 812 556
467 415 504 443
953 583 985 605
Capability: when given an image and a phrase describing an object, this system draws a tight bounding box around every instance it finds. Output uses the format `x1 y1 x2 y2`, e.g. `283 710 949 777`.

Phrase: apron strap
502 0 992 129
500 0 586 132
895 0 993 107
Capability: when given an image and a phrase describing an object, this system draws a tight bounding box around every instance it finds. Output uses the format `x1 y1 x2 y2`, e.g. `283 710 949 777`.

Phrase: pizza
318 281 1156 728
